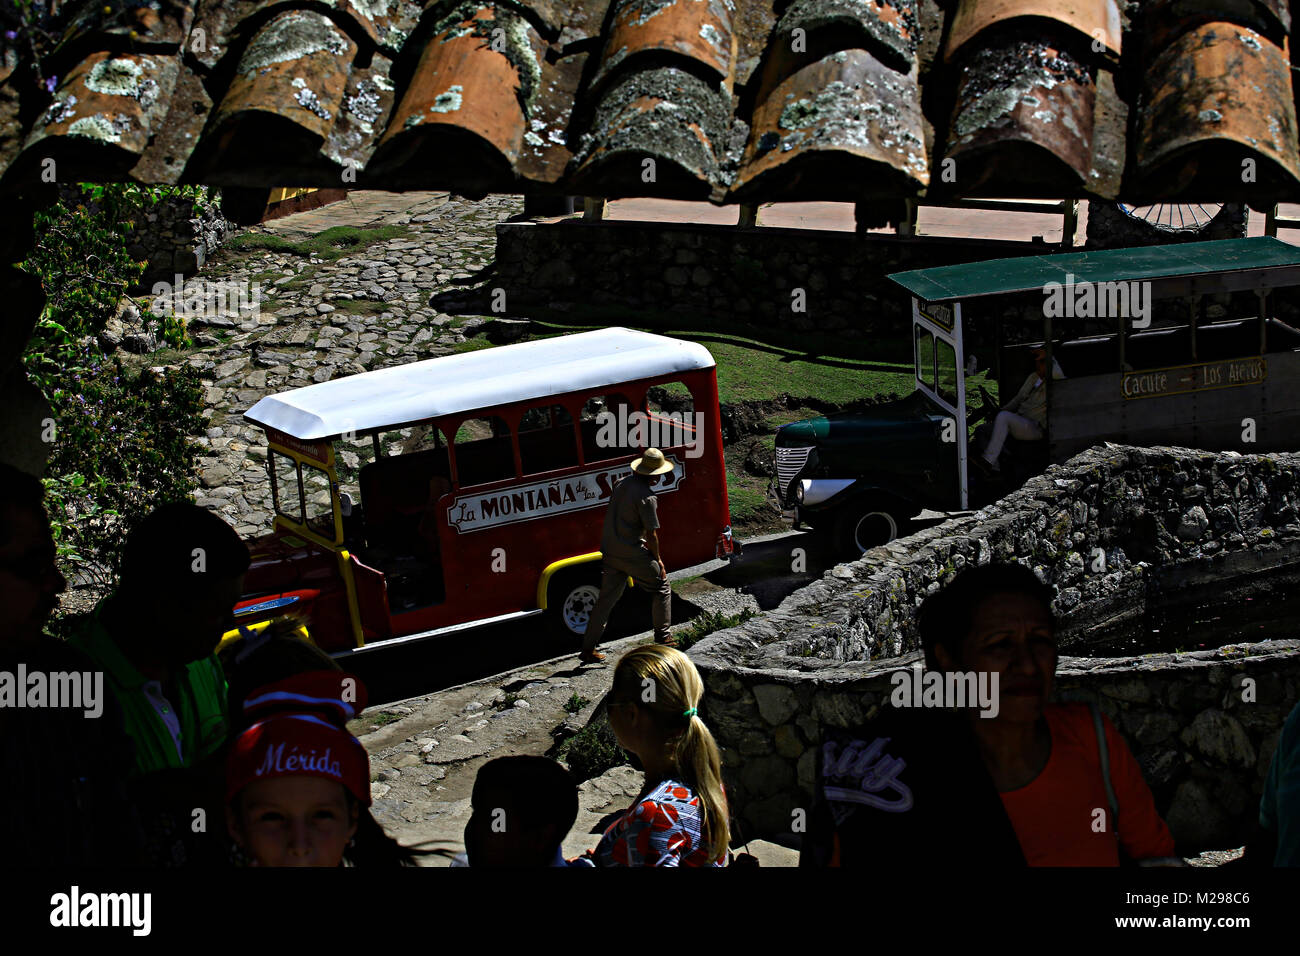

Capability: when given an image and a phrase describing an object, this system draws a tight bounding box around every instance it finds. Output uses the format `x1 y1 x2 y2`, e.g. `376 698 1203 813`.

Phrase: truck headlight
796 481 805 503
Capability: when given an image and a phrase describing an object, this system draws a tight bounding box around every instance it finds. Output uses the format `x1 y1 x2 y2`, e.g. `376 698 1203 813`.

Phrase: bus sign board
446 455 685 534
1121 357 1267 400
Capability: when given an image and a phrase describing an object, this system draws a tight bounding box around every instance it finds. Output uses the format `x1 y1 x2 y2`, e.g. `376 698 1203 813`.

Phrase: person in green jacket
71 502 249 864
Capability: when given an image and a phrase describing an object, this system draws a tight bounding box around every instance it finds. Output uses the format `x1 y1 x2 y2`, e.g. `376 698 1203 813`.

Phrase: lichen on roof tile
68 113 130 144
238 10 352 75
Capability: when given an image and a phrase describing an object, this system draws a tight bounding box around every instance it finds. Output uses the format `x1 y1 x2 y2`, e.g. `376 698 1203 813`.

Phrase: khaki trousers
580 550 671 653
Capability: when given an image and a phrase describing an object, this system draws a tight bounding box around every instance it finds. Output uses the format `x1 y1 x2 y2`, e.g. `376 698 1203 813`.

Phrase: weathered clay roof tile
26 51 180 173
1135 21 1300 198
732 48 927 202
3 0 1300 204
941 30 1098 196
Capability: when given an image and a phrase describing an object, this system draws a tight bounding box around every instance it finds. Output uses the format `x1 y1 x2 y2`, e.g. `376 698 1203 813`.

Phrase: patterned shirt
593 778 723 867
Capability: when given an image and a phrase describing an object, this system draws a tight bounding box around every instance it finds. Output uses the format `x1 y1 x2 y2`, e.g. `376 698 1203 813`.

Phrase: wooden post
738 203 760 227
1062 199 1080 247
895 199 918 237
1265 205 1278 238
583 197 606 220
1258 288 1270 353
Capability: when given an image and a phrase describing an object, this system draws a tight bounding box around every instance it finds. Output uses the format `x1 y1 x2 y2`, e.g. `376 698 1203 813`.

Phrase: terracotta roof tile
732 48 927 202
3 0 1300 204
1135 20 1300 198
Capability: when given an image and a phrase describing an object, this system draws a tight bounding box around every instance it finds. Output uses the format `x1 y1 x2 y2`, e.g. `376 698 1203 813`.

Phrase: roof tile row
2 0 1299 204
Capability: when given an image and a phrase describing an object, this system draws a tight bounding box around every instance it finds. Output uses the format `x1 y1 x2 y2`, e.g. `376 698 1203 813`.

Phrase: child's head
225 671 371 867
606 644 730 862
464 756 579 867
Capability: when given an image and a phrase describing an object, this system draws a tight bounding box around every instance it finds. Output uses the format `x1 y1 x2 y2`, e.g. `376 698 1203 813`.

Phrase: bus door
912 298 968 509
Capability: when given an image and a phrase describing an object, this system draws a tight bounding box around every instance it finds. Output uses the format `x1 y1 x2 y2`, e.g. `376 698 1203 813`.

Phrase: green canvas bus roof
888 237 1300 303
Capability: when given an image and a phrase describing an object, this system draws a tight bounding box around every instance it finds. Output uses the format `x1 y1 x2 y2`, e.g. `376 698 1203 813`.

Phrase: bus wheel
834 503 899 559
547 569 601 639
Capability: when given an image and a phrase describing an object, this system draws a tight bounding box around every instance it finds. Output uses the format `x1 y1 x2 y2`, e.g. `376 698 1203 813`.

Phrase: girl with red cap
225 671 417 866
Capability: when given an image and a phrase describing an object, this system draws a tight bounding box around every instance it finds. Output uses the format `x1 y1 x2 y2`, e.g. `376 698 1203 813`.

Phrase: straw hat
631 448 674 476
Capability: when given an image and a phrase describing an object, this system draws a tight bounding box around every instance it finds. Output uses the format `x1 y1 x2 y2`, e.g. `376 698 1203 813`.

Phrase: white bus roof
244 327 716 440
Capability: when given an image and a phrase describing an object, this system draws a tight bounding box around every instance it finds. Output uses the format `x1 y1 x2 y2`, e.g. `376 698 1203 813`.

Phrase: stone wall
495 220 1053 338
58 185 233 288
690 444 1300 851
127 192 232 286
495 218 1299 341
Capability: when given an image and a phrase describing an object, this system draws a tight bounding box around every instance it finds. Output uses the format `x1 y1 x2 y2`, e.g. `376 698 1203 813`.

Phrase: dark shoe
973 455 1000 477
578 650 606 664
654 633 678 647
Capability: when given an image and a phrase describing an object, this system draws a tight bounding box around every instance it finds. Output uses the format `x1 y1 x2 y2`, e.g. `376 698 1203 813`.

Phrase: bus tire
833 500 901 559
546 567 602 640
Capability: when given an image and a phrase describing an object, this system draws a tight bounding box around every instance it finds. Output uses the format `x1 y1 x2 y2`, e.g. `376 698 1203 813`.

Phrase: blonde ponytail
613 645 731 862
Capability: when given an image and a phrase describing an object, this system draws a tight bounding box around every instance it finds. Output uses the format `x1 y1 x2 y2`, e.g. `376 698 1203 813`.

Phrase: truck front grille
775 445 813 502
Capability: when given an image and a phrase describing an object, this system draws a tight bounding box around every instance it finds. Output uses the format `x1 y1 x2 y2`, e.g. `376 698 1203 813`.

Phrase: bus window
270 451 304 524
915 326 936 392
936 339 958 406
580 393 637 463
452 416 515 486
519 403 579 475
303 462 336 540
646 380 698 449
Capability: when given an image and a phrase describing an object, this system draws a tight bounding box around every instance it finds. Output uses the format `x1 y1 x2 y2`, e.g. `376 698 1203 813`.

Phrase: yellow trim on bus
536 553 635 610
216 618 312 657
537 553 602 609
338 549 366 648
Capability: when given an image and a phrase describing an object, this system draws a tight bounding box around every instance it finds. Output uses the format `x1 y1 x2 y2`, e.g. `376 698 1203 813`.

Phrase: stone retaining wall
495 219 1300 339
690 444 1300 851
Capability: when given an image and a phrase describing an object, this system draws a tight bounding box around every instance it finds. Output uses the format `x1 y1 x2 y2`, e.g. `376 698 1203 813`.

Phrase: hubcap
561 584 600 634
854 511 898 553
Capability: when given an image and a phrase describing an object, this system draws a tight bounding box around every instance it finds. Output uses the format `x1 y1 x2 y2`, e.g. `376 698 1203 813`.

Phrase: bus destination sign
1122 357 1267 400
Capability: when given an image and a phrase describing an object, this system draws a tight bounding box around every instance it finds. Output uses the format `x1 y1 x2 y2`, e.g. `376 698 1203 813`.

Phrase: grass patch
498 692 521 710
726 476 776 528
224 225 413 262
564 692 591 714
332 298 389 317
673 607 757 651
556 714 628 781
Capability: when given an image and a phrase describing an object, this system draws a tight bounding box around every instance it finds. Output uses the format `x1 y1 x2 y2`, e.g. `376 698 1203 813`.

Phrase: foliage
40 349 205 588
564 692 591 714
557 714 628 782
672 607 757 651
20 183 208 389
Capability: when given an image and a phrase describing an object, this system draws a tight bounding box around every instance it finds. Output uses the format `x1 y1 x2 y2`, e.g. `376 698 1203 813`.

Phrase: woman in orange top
803 562 1178 867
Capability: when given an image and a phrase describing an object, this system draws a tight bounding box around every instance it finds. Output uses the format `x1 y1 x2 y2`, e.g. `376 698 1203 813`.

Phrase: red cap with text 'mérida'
226 670 372 807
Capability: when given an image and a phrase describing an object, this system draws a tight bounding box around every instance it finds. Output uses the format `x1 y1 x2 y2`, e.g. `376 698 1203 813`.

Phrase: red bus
220 327 738 656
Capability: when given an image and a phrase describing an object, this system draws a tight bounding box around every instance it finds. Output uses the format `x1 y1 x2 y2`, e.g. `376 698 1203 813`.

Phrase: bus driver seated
978 348 1064 474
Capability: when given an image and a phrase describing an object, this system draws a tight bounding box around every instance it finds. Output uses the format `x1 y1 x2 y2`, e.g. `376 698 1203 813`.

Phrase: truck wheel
834 503 900 558
547 567 602 639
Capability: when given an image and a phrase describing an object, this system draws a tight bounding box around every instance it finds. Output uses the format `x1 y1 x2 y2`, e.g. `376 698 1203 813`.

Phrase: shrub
41 350 205 589
557 714 628 782
672 607 757 651
22 184 210 595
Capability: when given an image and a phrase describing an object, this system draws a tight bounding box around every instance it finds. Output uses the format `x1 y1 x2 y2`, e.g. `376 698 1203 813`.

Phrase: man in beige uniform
979 348 1065 473
578 448 675 664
